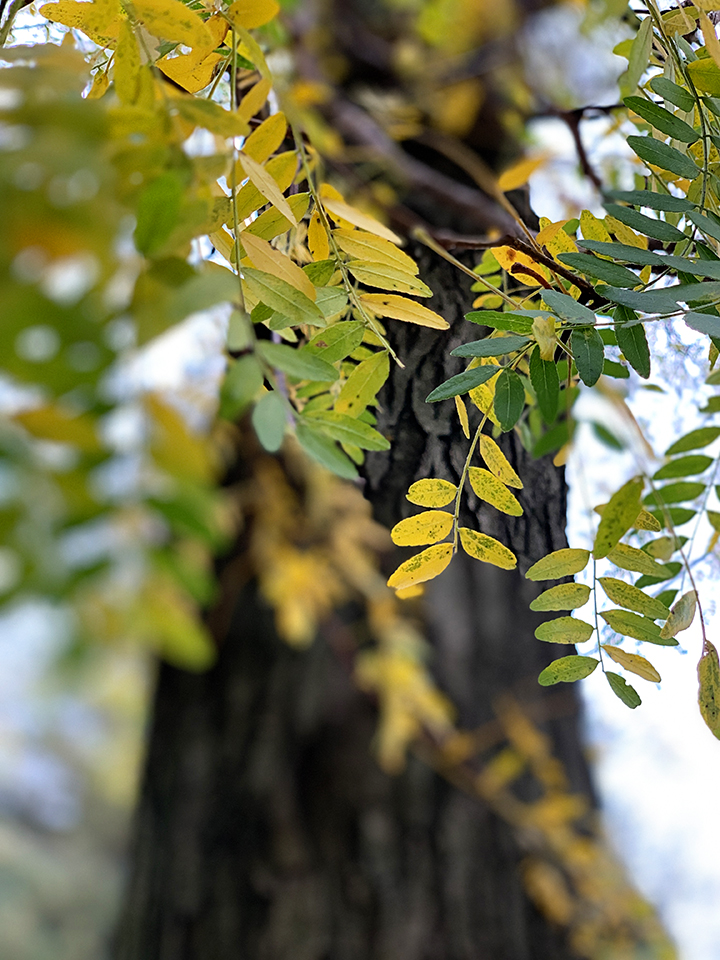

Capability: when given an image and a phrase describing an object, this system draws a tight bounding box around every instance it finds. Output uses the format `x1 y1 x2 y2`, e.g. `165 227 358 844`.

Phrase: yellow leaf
390 510 454 547
395 584 425 600
525 548 591 581
479 434 522 488
307 209 330 261
700 8 720 69
243 112 288 163
458 527 517 569
146 393 216 483
492 246 550 286
455 395 470 438
39 0 122 44
334 229 418 274
347 262 431 297
237 77 272 123
532 316 556 361
158 50 224 94
580 210 611 244
241 233 316 300
114 19 141 105
605 214 648 250
358 293 448 329
335 351 390 417
387 543 454 590
237 151 297 226
87 70 110 99
226 0 279 29
529 583 591 611
323 197 401 244
14 405 102 452
660 590 697 639
132 0 212 48
467 467 523 516
406 478 457 507
536 218 577 259
635 509 661 531
173 98 249 138
468 358 500 426
497 155 546 192
602 645 661 682
233 150 298 221
243 192 310 243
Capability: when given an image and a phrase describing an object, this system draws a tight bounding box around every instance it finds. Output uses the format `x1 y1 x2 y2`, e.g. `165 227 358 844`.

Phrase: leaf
559 253 639 288
643 481 705 506
598 577 670 620
593 476 644 559
493 368 525 432
323 198 401 244
359 293 448 329
134 172 183 257
606 542 669 577
237 152 298 227
601 609 677 645
347 261 432 297
648 77 695 111
174 98 249 138
535 616 594 644
335 351 390 417
606 672 642 708
307 322 364 363
465 311 534 335
529 347 559 424
687 209 720 244
625 14 652 93
653 454 713 480
426 365 501 403
295 422 358 480
131 0 213 47
386 543 454 590
604 203 686 243
479 434 523 488
659 590 697 639
407 479 457 507
571 327 605 387
529 583 591 612
497 155 546 191
14 405 102 452
451 335 530 358
226 0 279 29
390 511 454 547
635 509 662 531
541 290 596 325
615 311 650 378
532 316 556 361
114 20 142 105
251 391 286 452
538 656 599 686
624 95 699 143
602 645 661 682
525 548 591 581
687 56 720 96
219 354 264 419
243 266 325 328
256 342 338 382
626 135 700 180
467 467 523 516
595 284 679 314
303 411 390 451
242 234 316 301
39 0 121 43
455 396 470 438
685 312 720 338
334 230 418 274
666 426 720 454
698 641 720 739
458 528 517 569
243 112 287 162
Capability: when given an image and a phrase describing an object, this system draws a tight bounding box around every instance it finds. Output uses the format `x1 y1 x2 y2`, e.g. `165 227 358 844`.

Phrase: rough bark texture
114 251 592 960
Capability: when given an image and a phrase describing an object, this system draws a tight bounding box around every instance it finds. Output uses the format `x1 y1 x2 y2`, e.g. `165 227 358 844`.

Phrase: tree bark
114 249 593 960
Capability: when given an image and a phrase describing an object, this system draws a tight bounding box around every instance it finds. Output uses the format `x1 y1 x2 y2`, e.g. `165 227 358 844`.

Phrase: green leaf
571 327 605 387
303 410 390 451
606 542 669 577
666 426 720 454
529 346 559 424
465 311 534 335
295 422 358 479
535 616 594 644
606 671 642 708
627 135 700 180
601 609 678 645
306 321 365 364
541 290 596 324
525 547 591 581
624 95 699 143
303 259 336 285
315 286 349 319
602 359 630 379
559 253 640 288
256 342 339 382
529 583 591 612
538 656 599 686
653 454 713 480
581 240 665 266
685 312 720 338
243 266 325 327
593 476 643 559
346 261 432 297
493 368 525 431
219 354 263 419
615 308 650 378
698 640 720 739
604 203 686 243
687 210 720 243
598 576 670 619
134 172 183 256
251 391 286 452
451 335 530 357
659 589 697 639
605 188 693 212
625 15 652 93
426 365 501 402
595 285 680 314
643 481 705 506
648 77 695 111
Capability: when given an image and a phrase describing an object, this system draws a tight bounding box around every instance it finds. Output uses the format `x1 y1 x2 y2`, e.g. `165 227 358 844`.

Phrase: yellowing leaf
39 0 122 43
390 510 454 547
458 528 517 569
226 0 279 29
635 509 662 532
232 151 298 221
467 467 522 516
14 405 102 452
660 590 697 639
358 293 448 329
525 548 591 581
323 197 401 244
243 192 310 242
606 542 668 578
580 210 612 244
406 478 457 508
86 70 110 99
334 229 418 274
468 359 500 426
598 577 670 620
700 8 720 70
158 49 224 94
455 395 470 438
173 98 249 138
529 583 591 612
479 434 522 488
698 640 720 739
347 261 432 297
335 351 390 417
492 246 550 286
535 616 594 644
132 0 212 48
238 77 272 123
532 316 556 361
237 151 297 227
593 477 644 560
602 645 661 682
241 234 316 301
308 209 330 261
605 215 648 250
497 155 546 192
243 112 287 163
242 266 324 326
114 20 141 105
536 218 577 260
387 543 453 590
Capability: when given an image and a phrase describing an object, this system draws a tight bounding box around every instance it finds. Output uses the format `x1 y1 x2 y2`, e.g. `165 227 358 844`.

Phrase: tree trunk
114 250 593 960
